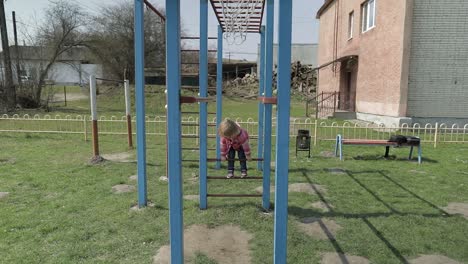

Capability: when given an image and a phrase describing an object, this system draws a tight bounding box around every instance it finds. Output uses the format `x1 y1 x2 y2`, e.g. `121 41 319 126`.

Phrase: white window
348 11 354 39
361 0 376 32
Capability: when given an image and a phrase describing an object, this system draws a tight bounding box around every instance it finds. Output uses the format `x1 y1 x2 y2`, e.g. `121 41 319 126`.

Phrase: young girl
219 119 252 178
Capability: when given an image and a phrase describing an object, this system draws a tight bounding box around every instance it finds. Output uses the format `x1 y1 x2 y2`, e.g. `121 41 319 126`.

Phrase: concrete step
332 110 356 120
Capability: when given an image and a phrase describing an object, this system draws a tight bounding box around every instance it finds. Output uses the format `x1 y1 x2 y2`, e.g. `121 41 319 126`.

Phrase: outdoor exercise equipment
134 0 293 262
88 75 131 162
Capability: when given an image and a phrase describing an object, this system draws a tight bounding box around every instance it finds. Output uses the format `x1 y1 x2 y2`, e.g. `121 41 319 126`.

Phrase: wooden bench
334 134 422 164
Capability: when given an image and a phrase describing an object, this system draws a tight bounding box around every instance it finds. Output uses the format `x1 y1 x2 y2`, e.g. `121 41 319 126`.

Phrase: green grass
0 132 467 263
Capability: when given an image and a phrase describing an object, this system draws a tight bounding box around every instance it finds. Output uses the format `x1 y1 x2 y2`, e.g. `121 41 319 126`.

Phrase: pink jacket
220 128 251 156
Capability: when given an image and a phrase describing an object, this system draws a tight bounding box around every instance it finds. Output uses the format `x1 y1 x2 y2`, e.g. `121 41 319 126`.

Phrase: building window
348 11 354 39
361 0 376 32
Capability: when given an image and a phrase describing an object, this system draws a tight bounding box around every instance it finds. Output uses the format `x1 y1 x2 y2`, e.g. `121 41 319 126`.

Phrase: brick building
316 0 468 126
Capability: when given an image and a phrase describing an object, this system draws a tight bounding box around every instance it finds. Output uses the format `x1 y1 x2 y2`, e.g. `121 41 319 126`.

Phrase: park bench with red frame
334 134 422 164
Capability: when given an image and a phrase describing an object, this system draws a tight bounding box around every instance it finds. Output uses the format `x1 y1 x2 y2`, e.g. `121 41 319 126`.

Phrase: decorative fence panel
1 114 467 146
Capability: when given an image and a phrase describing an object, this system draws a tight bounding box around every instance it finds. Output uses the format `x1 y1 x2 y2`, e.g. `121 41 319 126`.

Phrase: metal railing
1 114 467 147
306 91 339 119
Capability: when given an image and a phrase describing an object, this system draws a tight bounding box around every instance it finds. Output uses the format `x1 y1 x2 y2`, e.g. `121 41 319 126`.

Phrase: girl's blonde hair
218 119 240 138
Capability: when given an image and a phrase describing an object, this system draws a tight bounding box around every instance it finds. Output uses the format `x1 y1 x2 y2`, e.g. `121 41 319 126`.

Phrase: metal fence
1 114 467 147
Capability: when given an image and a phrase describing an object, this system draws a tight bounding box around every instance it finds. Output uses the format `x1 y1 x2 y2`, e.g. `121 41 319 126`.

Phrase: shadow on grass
351 154 438 164
289 167 451 263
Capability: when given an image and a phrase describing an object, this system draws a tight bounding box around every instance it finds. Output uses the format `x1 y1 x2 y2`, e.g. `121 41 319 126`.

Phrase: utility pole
0 0 16 111
12 11 21 85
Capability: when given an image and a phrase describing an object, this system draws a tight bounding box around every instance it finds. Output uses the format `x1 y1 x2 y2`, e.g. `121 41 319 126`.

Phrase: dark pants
227 146 247 172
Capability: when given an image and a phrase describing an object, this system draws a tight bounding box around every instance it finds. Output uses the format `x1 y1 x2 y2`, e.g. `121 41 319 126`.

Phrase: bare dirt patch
130 202 155 212
112 184 135 194
321 252 369 264
0 192 9 199
328 168 346 174
442 203 468 220
255 183 327 195
310 201 334 212
0 158 15 165
320 151 336 158
409 255 461 264
296 217 342 240
183 195 199 202
102 152 134 163
153 225 253 264
129 175 137 181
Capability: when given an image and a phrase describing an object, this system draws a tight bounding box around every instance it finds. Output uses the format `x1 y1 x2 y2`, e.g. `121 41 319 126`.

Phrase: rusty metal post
124 80 133 148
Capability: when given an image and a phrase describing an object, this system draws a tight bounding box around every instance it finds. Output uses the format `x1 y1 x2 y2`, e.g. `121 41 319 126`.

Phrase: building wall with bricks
407 0 468 121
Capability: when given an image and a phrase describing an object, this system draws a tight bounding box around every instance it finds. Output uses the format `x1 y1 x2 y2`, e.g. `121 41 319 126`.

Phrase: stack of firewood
273 61 317 95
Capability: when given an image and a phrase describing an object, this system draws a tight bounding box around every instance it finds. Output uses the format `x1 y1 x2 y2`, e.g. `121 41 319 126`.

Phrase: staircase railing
305 91 339 119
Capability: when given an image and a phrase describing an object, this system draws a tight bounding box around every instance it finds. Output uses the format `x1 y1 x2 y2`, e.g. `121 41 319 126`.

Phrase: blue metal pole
199 0 208 210
274 0 293 263
262 0 274 211
166 0 183 262
215 25 223 170
134 0 147 208
257 26 265 171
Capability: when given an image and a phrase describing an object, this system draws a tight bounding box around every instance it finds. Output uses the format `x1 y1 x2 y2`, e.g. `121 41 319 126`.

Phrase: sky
4 0 323 61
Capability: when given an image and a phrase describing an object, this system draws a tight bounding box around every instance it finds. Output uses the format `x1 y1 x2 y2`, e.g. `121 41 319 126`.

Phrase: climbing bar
181 49 217 52
182 147 216 151
207 176 263 180
180 85 217 90
181 135 217 139
95 77 125 83
143 0 166 21
180 96 214 104
181 111 217 114
207 194 263 198
258 97 277 104
207 158 264 162
181 123 216 127
181 36 217 40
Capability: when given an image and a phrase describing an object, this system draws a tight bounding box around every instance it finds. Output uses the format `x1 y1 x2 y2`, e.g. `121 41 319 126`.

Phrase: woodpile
274 61 317 95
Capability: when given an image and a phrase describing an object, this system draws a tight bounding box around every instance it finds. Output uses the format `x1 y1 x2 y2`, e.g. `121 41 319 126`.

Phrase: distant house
316 0 468 126
0 46 102 86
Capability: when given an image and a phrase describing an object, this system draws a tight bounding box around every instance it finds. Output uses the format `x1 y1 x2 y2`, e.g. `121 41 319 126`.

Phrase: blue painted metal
262 0 274 211
273 0 293 263
215 25 223 170
199 0 208 210
418 145 422 164
134 0 147 208
257 26 265 171
166 0 184 262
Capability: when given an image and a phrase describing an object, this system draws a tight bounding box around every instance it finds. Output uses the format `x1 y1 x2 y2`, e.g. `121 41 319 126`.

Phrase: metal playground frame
134 0 293 263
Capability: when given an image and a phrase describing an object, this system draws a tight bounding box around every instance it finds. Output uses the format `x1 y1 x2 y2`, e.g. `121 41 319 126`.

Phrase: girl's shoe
240 170 248 178
226 171 234 179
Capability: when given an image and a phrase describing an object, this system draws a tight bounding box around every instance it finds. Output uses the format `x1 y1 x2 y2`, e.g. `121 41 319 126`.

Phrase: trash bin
296 129 311 158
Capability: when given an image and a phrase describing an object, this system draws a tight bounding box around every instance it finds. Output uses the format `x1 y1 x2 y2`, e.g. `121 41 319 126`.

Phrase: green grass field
1 86 467 263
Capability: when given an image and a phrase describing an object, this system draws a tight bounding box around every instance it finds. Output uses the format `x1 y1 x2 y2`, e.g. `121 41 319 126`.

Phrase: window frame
361 0 376 33
348 11 354 40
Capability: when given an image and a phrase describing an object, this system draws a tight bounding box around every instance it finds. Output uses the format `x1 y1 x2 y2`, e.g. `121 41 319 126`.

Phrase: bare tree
0 0 15 112
87 2 165 82
32 0 88 104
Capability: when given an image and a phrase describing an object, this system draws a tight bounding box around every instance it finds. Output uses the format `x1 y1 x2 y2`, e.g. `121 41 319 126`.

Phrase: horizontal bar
207 176 263 180
207 194 263 197
182 148 216 151
258 97 277 104
181 123 216 127
180 96 214 104
181 36 217 40
181 86 217 90
181 49 217 52
207 158 264 162
181 111 217 114
95 77 125 83
181 135 217 139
